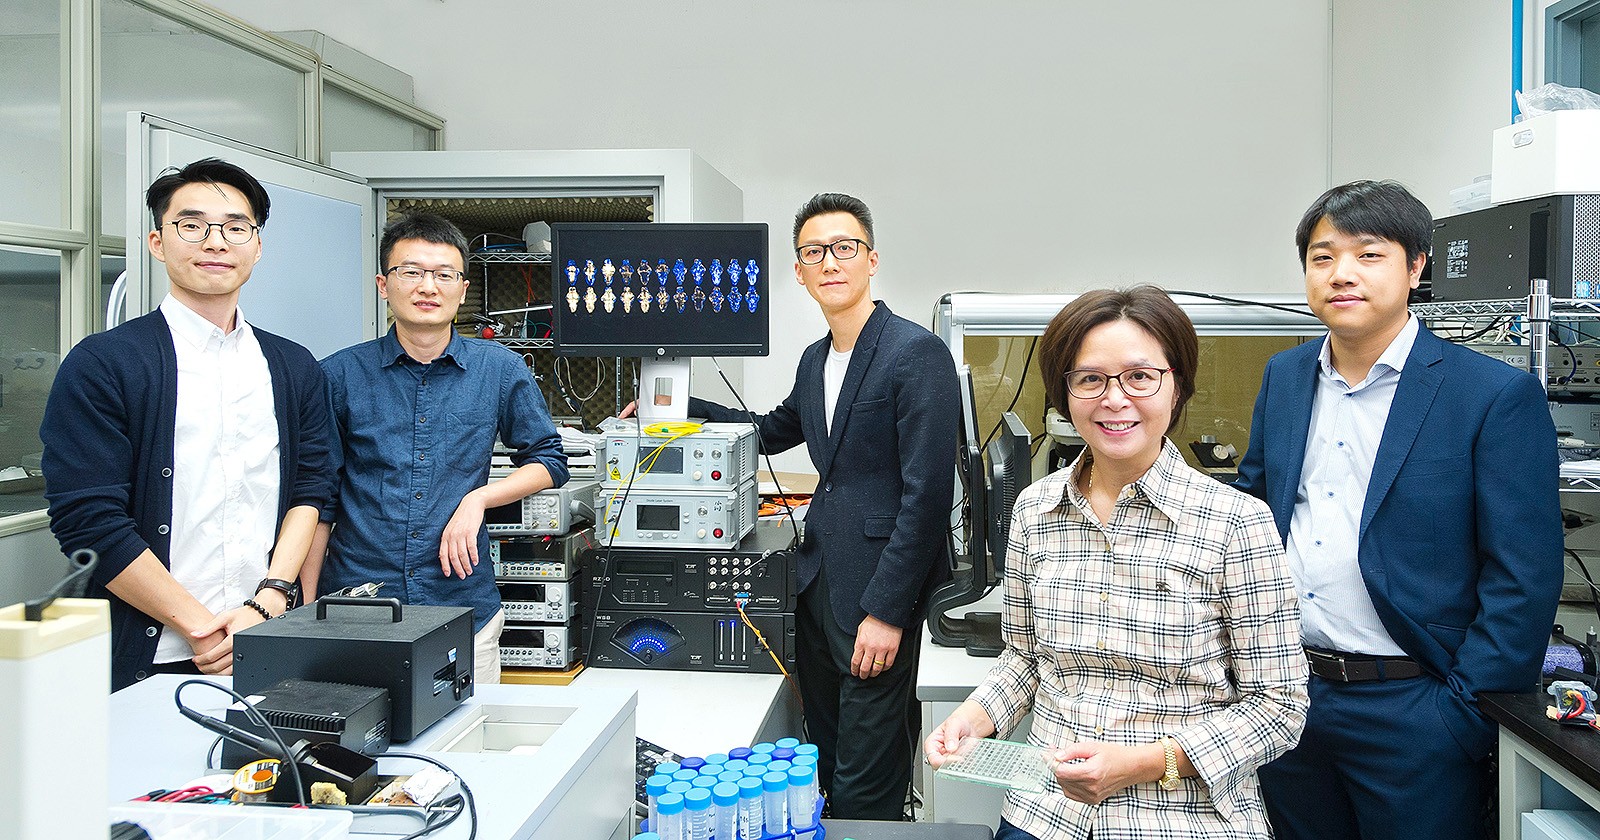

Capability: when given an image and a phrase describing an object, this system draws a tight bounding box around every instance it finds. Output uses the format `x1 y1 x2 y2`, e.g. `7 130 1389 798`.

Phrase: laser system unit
597 482 758 548
599 418 759 490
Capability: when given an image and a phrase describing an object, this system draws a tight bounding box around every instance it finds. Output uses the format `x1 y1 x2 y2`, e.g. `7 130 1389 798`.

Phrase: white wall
1329 0 1514 216
207 0 1332 462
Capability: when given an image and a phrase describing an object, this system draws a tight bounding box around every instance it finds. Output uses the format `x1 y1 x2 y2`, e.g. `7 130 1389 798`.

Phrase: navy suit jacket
1236 325 1562 755
692 301 958 631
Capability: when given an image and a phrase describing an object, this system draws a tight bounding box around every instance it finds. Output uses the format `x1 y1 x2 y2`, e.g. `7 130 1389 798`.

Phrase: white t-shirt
824 345 853 435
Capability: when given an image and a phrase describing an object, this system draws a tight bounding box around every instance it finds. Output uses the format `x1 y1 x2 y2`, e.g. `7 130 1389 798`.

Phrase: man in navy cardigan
42 158 332 691
1237 180 1562 840
688 194 959 819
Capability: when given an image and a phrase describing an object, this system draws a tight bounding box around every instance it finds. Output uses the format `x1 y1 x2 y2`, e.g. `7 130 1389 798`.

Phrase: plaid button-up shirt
969 440 1308 840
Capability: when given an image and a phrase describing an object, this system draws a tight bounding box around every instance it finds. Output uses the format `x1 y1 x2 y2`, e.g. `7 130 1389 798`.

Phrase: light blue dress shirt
1286 315 1419 655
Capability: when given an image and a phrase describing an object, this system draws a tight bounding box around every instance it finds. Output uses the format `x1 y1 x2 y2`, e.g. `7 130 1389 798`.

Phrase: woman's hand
1050 741 1167 805
925 700 998 769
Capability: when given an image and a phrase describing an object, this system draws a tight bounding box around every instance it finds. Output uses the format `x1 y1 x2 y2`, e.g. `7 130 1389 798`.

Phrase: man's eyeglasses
796 238 870 266
1064 367 1173 399
386 266 466 286
166 219 258 245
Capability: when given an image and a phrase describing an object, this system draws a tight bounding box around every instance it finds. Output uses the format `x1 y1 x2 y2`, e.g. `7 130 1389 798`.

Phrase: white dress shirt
1286 314 1420 656
155 295 280 664
824 345 852 435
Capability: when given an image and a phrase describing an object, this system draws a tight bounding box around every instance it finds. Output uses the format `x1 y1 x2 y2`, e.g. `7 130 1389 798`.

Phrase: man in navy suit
690 193 959 819
1237 180 1562 840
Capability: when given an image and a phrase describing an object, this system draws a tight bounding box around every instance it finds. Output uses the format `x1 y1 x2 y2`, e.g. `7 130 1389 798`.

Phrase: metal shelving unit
468 251 552 266
1415 279 1600 493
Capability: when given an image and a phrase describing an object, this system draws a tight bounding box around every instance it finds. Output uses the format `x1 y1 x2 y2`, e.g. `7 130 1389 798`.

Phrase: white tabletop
110 675 635 839
571 667 798 757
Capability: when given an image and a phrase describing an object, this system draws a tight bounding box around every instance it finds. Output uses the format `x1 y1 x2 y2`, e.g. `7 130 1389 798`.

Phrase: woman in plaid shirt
926 287 1309 839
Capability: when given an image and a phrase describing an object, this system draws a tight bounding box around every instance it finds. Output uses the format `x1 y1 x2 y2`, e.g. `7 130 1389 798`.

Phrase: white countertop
572 667 799 757
110 675 636 839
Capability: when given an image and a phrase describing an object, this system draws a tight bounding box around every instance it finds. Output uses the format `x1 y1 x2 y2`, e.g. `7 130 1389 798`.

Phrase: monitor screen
551 222 770 358
986 412 1032 575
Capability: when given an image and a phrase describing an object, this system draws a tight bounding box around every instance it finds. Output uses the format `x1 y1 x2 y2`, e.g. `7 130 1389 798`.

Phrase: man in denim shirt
305 213 568 684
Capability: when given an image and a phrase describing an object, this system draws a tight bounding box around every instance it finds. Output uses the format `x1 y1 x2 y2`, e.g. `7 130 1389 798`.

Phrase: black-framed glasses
796 238 870 265
166 218 258 245
1064 367 1173 399
386 266 466 286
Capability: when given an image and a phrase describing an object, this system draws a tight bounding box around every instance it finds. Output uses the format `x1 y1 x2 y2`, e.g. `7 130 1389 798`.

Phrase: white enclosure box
1491 110 1600 204
0 599 109 840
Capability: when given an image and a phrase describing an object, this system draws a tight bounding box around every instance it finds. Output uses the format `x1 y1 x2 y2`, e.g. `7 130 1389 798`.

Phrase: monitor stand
636 356 692 422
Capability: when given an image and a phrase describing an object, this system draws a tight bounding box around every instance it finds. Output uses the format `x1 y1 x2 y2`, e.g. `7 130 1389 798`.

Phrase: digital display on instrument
636 504 680 531
650 446 684 475
501 629 548 647
615 558 675 577
485 501 523 525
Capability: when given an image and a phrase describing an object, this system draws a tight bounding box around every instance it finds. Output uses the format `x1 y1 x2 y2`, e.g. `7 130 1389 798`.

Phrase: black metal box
1432 194 1600 301
233 599 474 742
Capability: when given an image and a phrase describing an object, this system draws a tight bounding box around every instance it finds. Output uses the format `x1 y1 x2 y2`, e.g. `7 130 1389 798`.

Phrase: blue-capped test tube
728 746 754 762
762 771 789 834
767 760 792 775
712 782 740 840
632 833 661 840
680 757 707 772
775 737 800 750
788 765 819 829
645 774 671 830
655 792 685 840
736 776 764 840
685 787 713 840
751 742 776 757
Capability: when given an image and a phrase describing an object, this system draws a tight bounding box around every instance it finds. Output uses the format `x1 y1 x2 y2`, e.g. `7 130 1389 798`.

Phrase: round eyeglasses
386 266 466 286
166 218 258 245
795 238 870 266
1064 367 1173 399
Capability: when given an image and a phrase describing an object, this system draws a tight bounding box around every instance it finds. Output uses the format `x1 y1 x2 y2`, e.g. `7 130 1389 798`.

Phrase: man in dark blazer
690 193 959 819
1236 180 1562 840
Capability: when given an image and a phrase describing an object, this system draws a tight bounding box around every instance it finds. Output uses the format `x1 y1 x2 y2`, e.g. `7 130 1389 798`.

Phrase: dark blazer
41 310 334 690
1236 325 1562 756
692 301 958 631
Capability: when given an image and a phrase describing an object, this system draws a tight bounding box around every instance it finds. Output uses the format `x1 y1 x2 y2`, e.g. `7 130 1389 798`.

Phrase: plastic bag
1517 83 1600 120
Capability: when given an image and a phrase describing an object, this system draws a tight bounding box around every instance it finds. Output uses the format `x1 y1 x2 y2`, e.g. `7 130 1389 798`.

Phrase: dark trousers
1260 673 1493 840
797 564 921 821
995 818 1042 840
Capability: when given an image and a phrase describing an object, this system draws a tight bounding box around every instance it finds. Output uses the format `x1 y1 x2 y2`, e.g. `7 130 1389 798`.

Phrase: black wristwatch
255 577 300 602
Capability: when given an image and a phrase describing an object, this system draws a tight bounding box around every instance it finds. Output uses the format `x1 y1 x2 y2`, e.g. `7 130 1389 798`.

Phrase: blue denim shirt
320 329 568 631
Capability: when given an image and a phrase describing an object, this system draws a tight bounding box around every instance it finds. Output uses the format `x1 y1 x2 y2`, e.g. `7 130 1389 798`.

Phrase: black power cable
980 337 1037 453
174 680 307 809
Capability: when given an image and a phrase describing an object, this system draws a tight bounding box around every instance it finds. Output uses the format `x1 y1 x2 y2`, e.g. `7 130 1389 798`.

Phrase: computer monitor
550 222 769 358
927 366 1035 656
986 412 1031 574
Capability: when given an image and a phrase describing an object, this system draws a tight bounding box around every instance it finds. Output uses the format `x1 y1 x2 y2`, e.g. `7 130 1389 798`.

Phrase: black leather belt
1305 646 1425 682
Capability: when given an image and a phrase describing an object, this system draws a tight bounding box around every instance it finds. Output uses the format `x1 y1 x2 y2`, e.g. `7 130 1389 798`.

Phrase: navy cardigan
41 310 333 690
